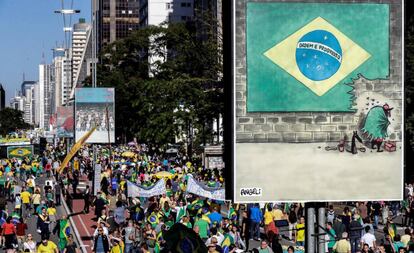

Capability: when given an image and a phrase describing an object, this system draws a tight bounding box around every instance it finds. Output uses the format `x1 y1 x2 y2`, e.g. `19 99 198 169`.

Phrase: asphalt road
4 174 68 250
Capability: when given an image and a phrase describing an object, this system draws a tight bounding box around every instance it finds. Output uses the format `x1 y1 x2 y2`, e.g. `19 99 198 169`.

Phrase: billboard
75 88 115 143
0 137 31 146
7 145 33 159
57 106 74 138
233 1 403 202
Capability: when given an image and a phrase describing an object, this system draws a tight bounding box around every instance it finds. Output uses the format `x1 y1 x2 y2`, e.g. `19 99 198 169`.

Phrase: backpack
327 210 335 223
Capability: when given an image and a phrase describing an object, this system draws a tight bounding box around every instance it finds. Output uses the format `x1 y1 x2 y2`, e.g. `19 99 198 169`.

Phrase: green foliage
406 14 414 151
0 108 31 136
97 21 223 152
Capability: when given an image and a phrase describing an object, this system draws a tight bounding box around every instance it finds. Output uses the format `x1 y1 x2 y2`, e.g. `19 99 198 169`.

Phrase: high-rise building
52 48 72 109
20 80 37 97
194 0 222 42
0 83 5 110
23 84 36 125
72 19 92 86
138 0 194 26
9 92 25 112
98 0 140 53
39 64 54 129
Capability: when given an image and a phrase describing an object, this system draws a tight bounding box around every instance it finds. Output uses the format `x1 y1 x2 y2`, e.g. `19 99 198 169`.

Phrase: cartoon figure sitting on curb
361 103 393 152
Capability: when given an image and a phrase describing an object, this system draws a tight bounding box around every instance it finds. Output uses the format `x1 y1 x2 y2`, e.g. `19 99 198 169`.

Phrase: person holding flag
174 200 187 223
53 215 71 251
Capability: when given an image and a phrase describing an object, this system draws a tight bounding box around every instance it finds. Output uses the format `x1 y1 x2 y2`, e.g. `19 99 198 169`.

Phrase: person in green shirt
257 239 274 253
181 216 192 229
326 222 337 253
194 214 209 240
0 175 5 195
393 234 405 253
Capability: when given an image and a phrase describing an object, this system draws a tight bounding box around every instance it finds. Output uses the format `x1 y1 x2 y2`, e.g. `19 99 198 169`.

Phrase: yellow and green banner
246 3 389 112
7 145 33 158
58 127 96 173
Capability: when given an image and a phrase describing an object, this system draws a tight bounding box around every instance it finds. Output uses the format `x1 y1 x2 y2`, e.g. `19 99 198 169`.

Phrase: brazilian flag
148 212 159 228
163 223 208 253
227 207 237 223
154 231 164 253
246 3 389 112
188 199 203 212
7 146 33 159
58 219 71 250
176 206 187 222
221 234 234 253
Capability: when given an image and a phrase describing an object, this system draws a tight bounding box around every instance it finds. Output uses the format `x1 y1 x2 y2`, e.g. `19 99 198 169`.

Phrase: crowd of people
58 143 307 253
5 142 414 253
1 142 307 253
323 198 414 253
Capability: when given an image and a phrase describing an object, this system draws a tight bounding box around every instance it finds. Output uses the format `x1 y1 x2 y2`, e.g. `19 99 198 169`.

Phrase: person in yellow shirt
263 205 274 235
21 187 31 217
37 238 59 253
333 232 351 253
272 205 284 221
295 216 305 247
110 237 124 253
47 204 57 223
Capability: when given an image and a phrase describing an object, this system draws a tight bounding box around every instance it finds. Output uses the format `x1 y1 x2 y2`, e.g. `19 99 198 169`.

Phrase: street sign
93 164 101 195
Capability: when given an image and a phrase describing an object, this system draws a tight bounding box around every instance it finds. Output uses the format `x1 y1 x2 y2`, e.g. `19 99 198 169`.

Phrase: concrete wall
235 0 403 143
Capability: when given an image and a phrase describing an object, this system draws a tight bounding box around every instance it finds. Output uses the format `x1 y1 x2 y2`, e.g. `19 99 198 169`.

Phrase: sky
0 0 91 103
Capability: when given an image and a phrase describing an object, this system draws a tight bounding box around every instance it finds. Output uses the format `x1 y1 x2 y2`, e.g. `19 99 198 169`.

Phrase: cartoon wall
235 1 402 146
234 0 403 202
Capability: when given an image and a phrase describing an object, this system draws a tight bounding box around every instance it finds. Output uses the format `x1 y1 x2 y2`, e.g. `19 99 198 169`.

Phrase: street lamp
54 9 81 14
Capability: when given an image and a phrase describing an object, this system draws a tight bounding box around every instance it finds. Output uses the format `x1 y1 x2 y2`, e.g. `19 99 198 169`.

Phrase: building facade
139 0 194 26
52 48 72 109
9 93 25 112
72 19 92 86
98 0 140 53
39 64 54 129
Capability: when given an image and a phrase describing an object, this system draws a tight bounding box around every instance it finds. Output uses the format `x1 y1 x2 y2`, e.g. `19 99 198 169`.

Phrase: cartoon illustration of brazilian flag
246 3 389 112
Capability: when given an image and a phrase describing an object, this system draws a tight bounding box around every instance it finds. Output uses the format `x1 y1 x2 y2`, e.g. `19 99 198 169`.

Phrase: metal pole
318 206 326 253
106 105 111 165
92 144 96 194
307 206 316 253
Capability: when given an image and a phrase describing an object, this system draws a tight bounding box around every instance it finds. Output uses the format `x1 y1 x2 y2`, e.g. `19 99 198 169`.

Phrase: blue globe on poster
296 30 342 81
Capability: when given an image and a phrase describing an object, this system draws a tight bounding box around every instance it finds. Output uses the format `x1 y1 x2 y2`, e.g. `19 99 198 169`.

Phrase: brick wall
235 0 403 143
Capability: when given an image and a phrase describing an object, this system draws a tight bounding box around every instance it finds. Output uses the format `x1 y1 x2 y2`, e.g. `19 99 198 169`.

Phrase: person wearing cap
36 237 58 253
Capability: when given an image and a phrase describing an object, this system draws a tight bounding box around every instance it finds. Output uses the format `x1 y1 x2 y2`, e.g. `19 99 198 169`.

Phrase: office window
181 2 191 7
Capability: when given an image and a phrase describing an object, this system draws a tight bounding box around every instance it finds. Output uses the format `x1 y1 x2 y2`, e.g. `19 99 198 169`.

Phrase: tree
405 2 414 181
0 108 30 136
96 20 224 155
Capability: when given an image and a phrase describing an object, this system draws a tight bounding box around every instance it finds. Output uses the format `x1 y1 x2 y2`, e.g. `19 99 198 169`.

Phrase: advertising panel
75 88 115 143
57 106 74 138
0 137 31 146
233 1 403 202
